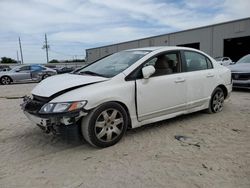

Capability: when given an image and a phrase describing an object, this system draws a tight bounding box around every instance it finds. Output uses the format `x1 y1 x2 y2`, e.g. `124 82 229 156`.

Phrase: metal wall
212 19 250 58
86 18 250 63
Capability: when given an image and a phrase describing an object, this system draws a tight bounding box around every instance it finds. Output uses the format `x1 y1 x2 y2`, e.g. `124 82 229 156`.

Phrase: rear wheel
42 74 50 80
81 102 128 148
0 76 12 85
207 87 224 113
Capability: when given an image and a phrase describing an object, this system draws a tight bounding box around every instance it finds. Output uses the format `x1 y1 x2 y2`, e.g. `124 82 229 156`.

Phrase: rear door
181 50 216 109
135 51 187 121
31 65 45 80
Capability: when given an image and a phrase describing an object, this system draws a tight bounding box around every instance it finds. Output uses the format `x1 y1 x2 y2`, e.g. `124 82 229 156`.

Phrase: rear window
184 51 213 72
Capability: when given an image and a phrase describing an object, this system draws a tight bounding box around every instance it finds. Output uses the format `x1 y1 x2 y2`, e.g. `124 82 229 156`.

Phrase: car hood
228 63 250 73
32 73 109 97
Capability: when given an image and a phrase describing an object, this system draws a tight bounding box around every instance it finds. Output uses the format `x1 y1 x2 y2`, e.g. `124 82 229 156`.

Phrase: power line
50 49 85 57
1 34 86 62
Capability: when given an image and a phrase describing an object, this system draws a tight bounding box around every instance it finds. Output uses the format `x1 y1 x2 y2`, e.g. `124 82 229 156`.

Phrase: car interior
146 53 180 77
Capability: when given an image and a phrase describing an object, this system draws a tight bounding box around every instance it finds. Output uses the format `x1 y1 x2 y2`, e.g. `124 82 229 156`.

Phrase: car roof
125 46 200 52
16 64 44 67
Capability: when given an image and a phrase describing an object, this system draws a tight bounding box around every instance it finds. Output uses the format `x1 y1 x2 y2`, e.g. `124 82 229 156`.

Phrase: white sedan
22 47 232 148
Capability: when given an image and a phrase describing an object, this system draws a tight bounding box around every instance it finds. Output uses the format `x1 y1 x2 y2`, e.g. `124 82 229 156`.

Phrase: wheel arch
42 74 50 79
216 84 228 99
0 75 13 83
86 100 132 129
114 101 132 129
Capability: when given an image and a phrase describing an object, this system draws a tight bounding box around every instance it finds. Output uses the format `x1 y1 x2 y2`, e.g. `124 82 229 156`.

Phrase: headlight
39 101 87 114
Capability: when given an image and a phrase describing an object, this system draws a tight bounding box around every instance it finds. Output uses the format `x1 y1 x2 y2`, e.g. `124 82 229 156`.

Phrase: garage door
224 36 250 62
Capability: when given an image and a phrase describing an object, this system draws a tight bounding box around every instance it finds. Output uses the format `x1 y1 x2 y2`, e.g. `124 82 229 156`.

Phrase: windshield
75 50 150 78
237 55 250 64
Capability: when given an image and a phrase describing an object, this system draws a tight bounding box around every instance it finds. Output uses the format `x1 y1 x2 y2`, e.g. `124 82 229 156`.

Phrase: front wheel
0 76 12 85
207 87 224 113
81 102 128 148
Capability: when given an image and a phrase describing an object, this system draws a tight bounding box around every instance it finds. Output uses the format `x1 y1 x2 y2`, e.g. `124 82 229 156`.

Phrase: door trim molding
138 103 186 121
138 98 209 121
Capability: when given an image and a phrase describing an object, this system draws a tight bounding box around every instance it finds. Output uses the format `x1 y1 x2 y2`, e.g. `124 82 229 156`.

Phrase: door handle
175 78 186 83
206 73 214 78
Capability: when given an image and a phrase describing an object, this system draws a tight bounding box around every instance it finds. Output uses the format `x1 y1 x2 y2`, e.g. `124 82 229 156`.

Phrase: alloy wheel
94 108 124 142
212 90 224 112
1 77 11 85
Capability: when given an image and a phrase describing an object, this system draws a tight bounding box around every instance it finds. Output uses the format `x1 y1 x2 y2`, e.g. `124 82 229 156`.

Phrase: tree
64 59 85 63
0 57 17 64
48 59 60 63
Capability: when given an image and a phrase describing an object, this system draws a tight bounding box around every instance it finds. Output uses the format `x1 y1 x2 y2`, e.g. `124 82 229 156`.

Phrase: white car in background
215 57 233 66
22 47 232 148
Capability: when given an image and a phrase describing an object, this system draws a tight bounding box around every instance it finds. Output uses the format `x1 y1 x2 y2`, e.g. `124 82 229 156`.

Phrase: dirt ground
0 83 249 188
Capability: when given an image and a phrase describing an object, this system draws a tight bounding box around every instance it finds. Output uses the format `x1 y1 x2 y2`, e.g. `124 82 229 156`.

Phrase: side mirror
15 69 20 72
142 65 155 79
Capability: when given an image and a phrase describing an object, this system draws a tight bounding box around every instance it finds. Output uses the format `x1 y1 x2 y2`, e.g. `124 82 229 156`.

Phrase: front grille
233 82 250 88
25 95 50 114
25 100 45 114
232 73 250 80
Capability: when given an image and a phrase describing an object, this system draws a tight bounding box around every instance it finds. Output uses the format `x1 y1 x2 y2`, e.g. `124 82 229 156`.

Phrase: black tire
42 74 50 80
0 76 12 85
81 102 128 148
207 87 225 114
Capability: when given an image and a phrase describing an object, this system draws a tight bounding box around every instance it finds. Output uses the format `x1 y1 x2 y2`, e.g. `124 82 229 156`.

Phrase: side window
184 51 212 72
144 57 157 67
19 66 30 71
143 52 180 77
206 58 213 69
31 65 44 71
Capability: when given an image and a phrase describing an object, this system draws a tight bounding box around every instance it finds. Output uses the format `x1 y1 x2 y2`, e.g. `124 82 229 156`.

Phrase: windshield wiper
79 71 106 77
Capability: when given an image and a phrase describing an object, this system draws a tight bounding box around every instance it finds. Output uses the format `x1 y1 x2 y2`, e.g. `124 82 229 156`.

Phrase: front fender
50 77 136 119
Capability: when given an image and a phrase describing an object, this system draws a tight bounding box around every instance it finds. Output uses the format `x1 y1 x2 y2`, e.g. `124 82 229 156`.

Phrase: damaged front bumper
21 96 88 139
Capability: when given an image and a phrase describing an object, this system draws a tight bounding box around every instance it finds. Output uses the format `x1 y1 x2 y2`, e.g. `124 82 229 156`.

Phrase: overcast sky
0 0 249 64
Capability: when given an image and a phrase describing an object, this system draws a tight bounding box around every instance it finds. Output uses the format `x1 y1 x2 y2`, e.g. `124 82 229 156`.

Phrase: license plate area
24 111 50 127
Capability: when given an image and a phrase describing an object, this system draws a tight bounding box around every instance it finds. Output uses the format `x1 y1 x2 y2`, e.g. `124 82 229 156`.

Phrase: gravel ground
0 83 249 188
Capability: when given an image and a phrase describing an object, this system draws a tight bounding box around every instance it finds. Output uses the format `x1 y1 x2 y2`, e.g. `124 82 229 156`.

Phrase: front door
136 51 187 121
14 66 31 81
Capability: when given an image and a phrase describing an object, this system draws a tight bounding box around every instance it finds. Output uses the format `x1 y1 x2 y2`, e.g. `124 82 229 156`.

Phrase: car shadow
16 110 206 151
127 111 204 136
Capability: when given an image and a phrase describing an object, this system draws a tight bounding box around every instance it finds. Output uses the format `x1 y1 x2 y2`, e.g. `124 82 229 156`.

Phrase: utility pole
42 33 49 63
16 50 20 63
18 37 24 64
